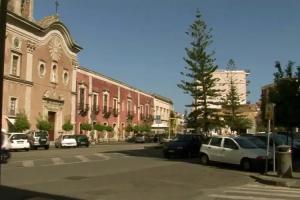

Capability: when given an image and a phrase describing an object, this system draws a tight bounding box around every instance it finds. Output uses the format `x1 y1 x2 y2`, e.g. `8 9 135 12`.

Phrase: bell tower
7 0 34 21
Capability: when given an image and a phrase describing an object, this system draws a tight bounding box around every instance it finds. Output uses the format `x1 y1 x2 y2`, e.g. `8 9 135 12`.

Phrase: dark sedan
72 135 90 147
163 134 203 158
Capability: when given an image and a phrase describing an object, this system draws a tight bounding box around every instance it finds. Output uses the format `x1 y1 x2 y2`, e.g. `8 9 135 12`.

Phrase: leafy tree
62 120 73 132
125 124 133 133
105 125 113 132
269 61 300 130
36 115 52 132
80 123 92 132
222 59 252 133
94 124 106 132
178 10 221 132
9 112 30 132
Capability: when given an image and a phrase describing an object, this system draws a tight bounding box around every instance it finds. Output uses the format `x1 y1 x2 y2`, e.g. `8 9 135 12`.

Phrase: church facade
3 0 81 140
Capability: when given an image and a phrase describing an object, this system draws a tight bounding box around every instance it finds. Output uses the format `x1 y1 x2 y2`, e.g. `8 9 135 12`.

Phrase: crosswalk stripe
209 194 286 200
224 189 300 198
231 186 300 194
51 157 64 165
94 153 110 160
245 184 300 192
75 155 90 162
22 160 34 167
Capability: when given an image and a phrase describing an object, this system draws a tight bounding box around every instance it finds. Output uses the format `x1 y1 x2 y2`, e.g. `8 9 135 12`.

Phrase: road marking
208 183 300 200
94 153 110 160
224 189 300 198
51 157 64 165
22 160 34 167
209 194 286 200
75 155 90 162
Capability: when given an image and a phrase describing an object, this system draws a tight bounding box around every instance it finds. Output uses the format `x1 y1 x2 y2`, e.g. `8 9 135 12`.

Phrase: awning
151 123 168 128
6 117 15 125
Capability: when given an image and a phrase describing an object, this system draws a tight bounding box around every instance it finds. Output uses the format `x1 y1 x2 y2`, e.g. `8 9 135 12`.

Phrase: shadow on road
0 185 81 200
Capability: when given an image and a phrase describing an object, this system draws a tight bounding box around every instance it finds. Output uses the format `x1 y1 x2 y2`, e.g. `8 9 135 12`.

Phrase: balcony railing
92 105 100 115
78 103 89 116
102 106 112 119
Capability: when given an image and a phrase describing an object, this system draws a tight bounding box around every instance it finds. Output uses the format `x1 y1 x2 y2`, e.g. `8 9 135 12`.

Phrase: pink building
76 67 154 140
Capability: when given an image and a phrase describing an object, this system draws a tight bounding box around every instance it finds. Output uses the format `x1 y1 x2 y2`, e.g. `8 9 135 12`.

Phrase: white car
200 136 270 171
8 133 30 151
55 135 77 148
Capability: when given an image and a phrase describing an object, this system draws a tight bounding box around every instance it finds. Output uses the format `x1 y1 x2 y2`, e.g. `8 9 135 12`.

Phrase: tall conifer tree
178 10 221 132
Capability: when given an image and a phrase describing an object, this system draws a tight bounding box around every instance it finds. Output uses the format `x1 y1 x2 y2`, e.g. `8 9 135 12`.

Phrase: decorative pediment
37 15 60 29
49 36 62 61
43 90 64 103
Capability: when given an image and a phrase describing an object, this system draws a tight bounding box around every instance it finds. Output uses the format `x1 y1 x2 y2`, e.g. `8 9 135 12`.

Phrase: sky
34 0 300 113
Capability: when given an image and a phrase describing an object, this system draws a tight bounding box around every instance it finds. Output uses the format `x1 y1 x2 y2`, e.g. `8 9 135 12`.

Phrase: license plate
168 150 175 153
17 141 23 144
41 139 46 141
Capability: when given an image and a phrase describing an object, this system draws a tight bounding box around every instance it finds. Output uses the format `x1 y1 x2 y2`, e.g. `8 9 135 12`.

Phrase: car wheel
164 152 170 159
44 145 49 150
200 154 209 165
33 146 38 150
25 148 29 151
241 158 251 171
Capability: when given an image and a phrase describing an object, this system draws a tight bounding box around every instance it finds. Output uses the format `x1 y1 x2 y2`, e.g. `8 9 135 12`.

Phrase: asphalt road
1 143 299 200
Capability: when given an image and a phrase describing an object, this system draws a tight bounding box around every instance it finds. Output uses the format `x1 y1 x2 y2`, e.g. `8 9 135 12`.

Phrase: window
210 137 222 147
145 104 149 116
224 138 238 149
127 99 132 113
79 87 85 110
62 70 69 85
51 64 58 83
140 105 144 115
103 92 109 113
113 98 118 110
92 93 98 112
10 54 20 77
38 61 46 77
9 97 17 116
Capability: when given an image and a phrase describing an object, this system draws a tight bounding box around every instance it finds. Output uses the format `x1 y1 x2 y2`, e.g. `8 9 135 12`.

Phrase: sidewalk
251 170 300 188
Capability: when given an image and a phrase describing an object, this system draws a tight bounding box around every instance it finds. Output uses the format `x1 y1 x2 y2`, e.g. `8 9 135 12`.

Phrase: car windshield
35 131 48 137
173 135 192 141
63 135 73 139
234 138 257 149
241 136 267 148
11 134 28 140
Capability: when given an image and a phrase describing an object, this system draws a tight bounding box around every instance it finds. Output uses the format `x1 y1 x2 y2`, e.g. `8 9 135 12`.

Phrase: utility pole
0 0 8 185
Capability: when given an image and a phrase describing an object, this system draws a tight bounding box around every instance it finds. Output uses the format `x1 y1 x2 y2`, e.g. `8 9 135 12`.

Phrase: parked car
200 136 270 171
8 133 30 151
239 134 267 149
163 134 203 158
27 130 50 150
254 133 300 159
134 134 145 143
1 130 11 163
72 135 90 147
55 135 77 148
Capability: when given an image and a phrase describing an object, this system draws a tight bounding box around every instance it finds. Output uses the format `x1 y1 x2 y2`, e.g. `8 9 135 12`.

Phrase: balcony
78 103 89 116
92 105 100 115
112 108 118 117
127 111 134 121
102 106 112 119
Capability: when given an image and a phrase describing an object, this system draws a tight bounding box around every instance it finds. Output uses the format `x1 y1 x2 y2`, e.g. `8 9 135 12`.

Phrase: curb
250 175 300 188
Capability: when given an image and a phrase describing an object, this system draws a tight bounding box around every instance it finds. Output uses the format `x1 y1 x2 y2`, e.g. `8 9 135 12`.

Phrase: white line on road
208 194 286 200
51 157 64 165
232 186 300 194
224 190 300 198
94 153 110 160
22 160 34 167
75 155 90 162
